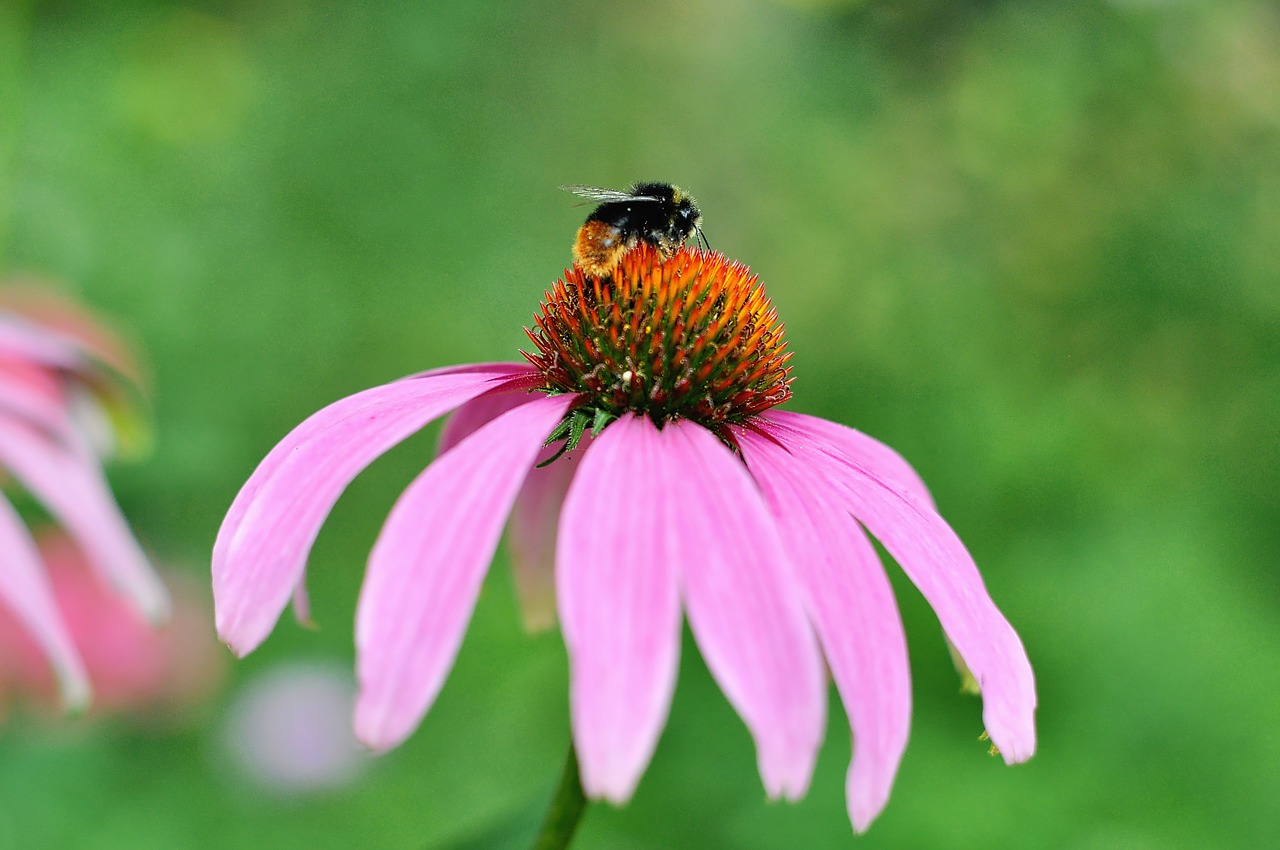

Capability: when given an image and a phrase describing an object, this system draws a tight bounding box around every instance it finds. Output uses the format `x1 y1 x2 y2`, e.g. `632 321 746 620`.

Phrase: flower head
0 284 168 713
525 245 791 429
214 245 1036 833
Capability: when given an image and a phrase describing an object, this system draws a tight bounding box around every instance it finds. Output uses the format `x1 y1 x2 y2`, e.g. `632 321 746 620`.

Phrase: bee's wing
561 185 660 203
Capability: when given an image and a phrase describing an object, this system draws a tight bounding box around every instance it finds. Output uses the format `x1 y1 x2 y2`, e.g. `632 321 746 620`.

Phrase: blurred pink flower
222 662 366 795
0 283 168 711
0 531 222 718
214 246 1036 832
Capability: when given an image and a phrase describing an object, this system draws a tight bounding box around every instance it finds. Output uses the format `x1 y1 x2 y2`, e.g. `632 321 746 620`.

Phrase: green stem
528 745 588 850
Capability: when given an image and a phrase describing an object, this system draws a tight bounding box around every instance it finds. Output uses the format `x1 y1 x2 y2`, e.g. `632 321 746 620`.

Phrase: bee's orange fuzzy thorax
572 221 628 277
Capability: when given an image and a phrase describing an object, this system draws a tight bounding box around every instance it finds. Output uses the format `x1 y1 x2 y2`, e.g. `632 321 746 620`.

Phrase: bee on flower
214 193 1036 834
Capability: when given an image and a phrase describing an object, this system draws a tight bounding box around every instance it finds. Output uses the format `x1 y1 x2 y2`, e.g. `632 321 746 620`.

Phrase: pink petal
286 375 540 635
439 390 589 631
738 429 911 832
0 417 168 623
509 434 589 632
437 390 533 456
290 580 314 630
0 370 75 444
760 411 934 506
219 364 534 541
213 363 530 657
557 416 680 803
404 361 542 382
763 412 976 691
663 420 826 800
0 291 144 384
354 392 574 750
0 496 91 710
0 316 81 370
762 417 1037 764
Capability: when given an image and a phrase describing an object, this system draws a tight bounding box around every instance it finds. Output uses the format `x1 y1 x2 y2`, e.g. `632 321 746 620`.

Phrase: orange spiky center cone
523 245 793 431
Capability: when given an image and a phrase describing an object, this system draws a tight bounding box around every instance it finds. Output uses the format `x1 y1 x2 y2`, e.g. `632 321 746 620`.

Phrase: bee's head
673 195 703 245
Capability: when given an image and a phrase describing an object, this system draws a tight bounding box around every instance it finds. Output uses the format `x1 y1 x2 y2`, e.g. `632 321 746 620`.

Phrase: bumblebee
563 182 706 277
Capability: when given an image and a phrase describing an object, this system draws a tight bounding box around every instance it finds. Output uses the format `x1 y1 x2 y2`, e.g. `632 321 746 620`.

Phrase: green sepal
591 408 617 435
537 406 619 469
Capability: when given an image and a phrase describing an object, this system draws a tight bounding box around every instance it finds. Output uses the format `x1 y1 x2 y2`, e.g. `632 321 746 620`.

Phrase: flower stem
528 745 587 850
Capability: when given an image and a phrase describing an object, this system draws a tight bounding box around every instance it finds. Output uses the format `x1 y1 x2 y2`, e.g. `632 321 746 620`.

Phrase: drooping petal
0 417 168 623
437 389 534 456
509 435 589 632
764 412 980 691
213 363 530 657
439 389 590 631
0 369 75 444
0 315 82 370
662 420 826 800
0 289 145 385
0 495 91 710
290 580 314 630
557 416 680 802
354 392 574 751
402 361 542 382
738 429 911 832
762 417 1037 764
308 373 538 633
760 411 934 506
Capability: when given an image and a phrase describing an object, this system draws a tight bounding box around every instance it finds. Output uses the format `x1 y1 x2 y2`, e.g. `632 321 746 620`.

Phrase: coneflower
214 243 1036 835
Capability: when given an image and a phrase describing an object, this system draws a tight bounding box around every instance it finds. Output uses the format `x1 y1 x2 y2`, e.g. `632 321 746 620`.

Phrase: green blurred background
2 0 1278 847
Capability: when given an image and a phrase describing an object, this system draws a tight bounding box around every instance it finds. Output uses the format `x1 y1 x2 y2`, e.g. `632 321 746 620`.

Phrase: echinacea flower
214 244 1035 833
0 530 221 719
0 284 168 712
222 662 366 795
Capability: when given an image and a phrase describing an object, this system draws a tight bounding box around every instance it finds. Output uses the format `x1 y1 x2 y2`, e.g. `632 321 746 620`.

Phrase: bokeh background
2 0 1278 847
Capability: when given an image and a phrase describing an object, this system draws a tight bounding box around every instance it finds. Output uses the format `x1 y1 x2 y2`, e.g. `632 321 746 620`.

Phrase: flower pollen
523 245 793 430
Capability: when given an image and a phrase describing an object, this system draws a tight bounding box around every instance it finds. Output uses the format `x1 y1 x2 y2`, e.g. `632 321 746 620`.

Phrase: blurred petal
557 416 679 802
663 421 826 800
0 369 75 443
0 315 82 370
509 435 589 632
223 662 364 794
0 289 152 461
290 580 314 630
739 429 911 832
763 417 1037 763
947 636 981 695
761 411 934 506
354 393 573 750
0 286 144 388
0 417 168 623
0 496 91 710
213 363 527 657
16 532 223 716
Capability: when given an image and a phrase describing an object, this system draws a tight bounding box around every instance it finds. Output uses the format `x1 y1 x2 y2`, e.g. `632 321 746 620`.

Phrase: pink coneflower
0 531 221 719
214 245 1035 833
0 286 168 712
221 662 366 795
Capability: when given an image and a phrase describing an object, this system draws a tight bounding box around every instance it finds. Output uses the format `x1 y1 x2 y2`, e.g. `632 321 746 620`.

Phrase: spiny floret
523 245 792 429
